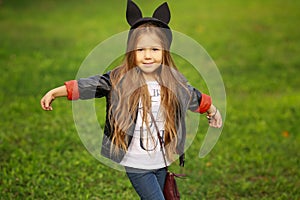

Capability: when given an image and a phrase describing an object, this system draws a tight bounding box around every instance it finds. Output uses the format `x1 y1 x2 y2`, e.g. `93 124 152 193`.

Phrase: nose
144 49 151 59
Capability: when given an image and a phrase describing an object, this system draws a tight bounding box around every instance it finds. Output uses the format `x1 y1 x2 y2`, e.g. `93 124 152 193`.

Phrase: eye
152 48 161 51
136 48 144 52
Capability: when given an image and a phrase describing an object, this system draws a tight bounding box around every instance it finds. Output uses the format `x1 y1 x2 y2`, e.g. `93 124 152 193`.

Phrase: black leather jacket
75 71 209 166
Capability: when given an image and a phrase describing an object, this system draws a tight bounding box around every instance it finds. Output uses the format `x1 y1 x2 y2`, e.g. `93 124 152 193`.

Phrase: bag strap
149 112 168 170
150 112 187 179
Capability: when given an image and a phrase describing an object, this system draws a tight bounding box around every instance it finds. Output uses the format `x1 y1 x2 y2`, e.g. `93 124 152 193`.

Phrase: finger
42 99 50 110
209 120 216 128
40 98 47 110
41 97 53 111
214 117 222 128
218 118 222 128
210 118 221 128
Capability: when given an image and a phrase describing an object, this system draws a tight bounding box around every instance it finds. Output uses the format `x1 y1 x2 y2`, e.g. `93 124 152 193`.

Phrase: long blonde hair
108 23 189 161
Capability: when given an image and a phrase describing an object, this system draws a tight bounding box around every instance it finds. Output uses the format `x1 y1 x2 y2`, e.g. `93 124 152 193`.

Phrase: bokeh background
1 0 299 199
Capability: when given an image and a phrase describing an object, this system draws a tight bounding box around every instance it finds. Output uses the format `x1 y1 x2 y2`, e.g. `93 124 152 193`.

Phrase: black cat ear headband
126 0 172 47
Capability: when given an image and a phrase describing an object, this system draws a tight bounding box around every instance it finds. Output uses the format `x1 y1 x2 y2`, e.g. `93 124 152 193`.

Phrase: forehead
136 33 162 48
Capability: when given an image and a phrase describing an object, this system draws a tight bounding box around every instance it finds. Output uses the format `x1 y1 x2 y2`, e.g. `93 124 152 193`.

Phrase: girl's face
135 33 163 81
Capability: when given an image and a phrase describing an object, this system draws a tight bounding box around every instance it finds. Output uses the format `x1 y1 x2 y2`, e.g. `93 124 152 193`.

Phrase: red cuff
64 80 79 100
195 93 212 114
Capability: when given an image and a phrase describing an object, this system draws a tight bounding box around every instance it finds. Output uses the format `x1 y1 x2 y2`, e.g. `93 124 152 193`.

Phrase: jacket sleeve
187 85 212 114
64 71 111 100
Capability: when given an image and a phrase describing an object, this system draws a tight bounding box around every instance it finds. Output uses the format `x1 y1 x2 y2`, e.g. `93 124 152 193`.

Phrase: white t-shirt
120 81 171 169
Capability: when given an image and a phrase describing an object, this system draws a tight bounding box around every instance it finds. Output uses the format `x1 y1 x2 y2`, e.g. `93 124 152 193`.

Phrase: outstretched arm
188 87 223 128
40 86 67 111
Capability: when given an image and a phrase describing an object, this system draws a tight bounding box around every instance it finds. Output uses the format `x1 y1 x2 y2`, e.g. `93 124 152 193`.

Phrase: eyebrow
136 46 162 49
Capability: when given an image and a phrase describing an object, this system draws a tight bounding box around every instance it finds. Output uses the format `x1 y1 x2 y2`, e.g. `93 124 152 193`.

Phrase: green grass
1 0 300 199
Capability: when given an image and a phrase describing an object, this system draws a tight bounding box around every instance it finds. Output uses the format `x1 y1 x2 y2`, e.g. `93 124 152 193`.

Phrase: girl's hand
40 86 68 111
206 105 222 128
40 91 55 111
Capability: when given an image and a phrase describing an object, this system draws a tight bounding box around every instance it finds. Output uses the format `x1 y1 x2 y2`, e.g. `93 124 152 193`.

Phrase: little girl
41 1 222 199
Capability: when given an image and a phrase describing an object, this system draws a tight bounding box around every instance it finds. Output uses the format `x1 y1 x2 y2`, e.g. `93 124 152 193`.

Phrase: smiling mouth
143 62 156 67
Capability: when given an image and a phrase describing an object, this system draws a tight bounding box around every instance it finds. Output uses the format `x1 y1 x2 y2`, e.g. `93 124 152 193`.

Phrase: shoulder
169 67 188 84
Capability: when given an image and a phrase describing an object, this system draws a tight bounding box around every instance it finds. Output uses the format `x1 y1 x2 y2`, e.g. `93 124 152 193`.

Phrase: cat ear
126 0 143 26
152 2 171 24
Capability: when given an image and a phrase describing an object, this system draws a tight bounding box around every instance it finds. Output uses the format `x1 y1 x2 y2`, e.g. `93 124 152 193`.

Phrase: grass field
1 0 300 199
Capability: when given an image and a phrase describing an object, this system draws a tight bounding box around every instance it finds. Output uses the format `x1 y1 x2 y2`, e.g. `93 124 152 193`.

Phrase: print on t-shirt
137 82 164 152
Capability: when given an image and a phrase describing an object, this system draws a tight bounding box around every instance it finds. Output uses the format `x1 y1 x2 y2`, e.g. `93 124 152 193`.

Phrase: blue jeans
125 167 167 200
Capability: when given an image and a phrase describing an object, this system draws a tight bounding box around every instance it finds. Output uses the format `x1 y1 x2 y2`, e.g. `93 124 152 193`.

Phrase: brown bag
163 172 180 200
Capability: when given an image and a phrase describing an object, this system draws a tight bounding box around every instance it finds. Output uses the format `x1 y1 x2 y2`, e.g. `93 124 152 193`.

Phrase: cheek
155 52 163 62
135 51 142 58
133 52 139 63
135 54 141 64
